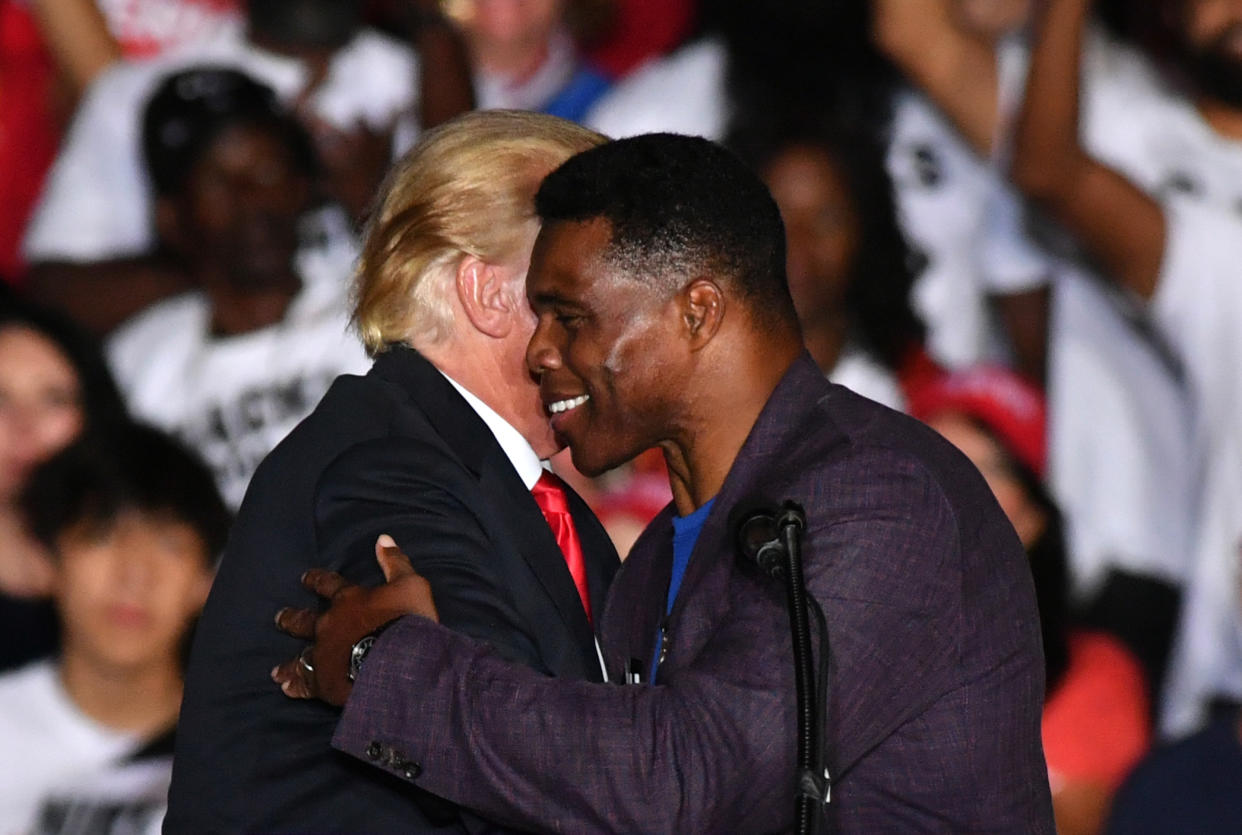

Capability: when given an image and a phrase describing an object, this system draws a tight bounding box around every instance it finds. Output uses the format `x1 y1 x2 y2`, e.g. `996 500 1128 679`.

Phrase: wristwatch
348 622 394 683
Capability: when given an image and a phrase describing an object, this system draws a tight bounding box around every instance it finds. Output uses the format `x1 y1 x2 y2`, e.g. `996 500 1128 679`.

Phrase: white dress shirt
441 374 545 489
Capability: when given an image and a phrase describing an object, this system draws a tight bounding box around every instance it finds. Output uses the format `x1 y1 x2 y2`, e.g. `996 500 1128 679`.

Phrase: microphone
733 501 785 581
730 497 829 835
733 500 808 582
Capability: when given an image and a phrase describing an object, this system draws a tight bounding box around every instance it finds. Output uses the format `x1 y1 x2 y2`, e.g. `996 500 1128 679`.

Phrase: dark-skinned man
275 133 1054 833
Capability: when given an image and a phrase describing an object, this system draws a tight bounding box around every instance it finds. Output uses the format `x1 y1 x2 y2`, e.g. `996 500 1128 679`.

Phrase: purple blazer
334 354 1055 833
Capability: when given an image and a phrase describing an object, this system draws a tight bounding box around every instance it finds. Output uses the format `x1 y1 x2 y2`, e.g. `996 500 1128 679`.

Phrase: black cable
778 502 827 835
733 500 831 834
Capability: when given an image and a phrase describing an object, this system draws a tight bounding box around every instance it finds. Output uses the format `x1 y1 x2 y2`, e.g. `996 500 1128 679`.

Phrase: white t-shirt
97 0 240 58
0 660 165 835
980 32 1204 598
829 347 906 413
585 37 729 140
106 258 370 509
1152 199 1242 737
22 19 418 263
887 91 1014 369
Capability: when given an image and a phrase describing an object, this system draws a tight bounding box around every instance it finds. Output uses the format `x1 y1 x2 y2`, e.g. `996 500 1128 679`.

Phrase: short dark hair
0 299 128 432
247 0 360 50
20 422 232 562
142 66 318 198
534 133 797 326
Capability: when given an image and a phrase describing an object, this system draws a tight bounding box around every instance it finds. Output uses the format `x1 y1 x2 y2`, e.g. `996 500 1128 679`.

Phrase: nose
526 317 563 377
110 517 159 592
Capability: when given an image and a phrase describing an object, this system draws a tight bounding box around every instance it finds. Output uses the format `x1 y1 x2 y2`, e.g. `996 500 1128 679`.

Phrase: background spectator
0 421 227 833
1012 0 1242 738
0 0 241 285
442 0 612 122
105 67 369 509
0 300 127 674
731 117 929 412
20 0 418 334
913 366 1150 835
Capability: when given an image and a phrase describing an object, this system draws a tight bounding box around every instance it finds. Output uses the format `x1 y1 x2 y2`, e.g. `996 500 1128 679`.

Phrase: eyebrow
530 291 582 309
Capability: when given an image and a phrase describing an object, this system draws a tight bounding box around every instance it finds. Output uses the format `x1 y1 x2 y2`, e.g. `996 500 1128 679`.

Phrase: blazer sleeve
314 436 545 672
329 459 983 833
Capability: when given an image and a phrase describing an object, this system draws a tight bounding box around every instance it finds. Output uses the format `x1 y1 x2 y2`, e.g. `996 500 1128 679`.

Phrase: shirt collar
440 372 545 490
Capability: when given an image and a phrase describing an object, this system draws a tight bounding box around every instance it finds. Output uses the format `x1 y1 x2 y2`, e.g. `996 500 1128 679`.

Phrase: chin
569 446 622 479
532 435 564 460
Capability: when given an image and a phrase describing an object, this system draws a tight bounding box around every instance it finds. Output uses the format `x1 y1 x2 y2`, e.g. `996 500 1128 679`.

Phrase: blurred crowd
1 0 1240 832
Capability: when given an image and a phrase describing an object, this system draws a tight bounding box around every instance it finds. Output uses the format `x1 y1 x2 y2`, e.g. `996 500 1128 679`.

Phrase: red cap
908 365 1047 478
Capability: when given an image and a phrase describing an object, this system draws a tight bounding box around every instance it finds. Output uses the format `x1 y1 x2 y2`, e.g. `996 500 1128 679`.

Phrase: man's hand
271 535 440 705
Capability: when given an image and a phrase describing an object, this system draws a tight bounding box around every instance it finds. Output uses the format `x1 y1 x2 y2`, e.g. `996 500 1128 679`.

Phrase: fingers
271 653 314 699
302 568 349 599
375 534 416 582
274 606 317 640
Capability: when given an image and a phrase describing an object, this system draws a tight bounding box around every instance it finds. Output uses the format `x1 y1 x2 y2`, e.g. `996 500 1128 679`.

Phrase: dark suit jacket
166 345 619 833
332 353 1055 833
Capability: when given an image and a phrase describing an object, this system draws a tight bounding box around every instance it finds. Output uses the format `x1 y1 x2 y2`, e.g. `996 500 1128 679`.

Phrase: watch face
348 634 377 682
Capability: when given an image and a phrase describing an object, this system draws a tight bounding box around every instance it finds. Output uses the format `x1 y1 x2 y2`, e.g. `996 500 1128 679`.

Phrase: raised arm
871 0 1001 153
29 0 120 97
1010 0 1165 299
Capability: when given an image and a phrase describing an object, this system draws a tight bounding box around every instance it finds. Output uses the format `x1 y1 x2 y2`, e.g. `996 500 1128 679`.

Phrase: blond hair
352 110 608 355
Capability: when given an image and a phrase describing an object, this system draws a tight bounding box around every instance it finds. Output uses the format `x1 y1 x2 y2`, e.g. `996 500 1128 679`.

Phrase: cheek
154 565 212 622
53 550 116 621
34 405 84 460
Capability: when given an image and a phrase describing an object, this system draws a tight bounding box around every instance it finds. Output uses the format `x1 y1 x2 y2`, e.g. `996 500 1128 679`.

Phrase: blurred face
761 145 860 328
0 326 84 501
526 218 686 476
53 511 212 674
927 412 1046 548
447 0 564 57
174 123 311 291
950 0 1032 41
1180 0 1242 105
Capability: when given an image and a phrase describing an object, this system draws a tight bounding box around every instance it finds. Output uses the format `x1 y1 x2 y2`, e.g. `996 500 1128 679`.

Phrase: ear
456 255 518 339
680 278 725 351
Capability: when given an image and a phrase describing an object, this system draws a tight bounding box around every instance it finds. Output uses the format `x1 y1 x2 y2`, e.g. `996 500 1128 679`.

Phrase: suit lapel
476 452 608 678
372 345 611 677
564 480 621 623
370 345 492 477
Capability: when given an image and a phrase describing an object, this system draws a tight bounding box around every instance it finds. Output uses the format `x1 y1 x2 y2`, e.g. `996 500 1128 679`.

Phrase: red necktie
531 471 592 624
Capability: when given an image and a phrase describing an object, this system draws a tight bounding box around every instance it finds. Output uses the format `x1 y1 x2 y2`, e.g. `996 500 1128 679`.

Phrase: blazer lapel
661 354 844 667
603 508 674 681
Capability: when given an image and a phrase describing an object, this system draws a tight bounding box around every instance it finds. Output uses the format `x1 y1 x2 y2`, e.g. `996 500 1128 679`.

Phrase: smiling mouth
547 394 589 414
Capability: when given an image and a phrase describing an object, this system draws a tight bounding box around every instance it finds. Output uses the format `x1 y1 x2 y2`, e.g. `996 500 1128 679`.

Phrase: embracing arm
1010 0 1165 299
311 437 545 669
328 460 985 832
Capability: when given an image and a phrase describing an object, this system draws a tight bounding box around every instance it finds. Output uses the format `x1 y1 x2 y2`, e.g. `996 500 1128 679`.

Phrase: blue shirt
650 498 715 684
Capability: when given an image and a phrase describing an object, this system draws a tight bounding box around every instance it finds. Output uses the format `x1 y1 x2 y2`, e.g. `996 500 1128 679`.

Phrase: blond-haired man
166 110 618 833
